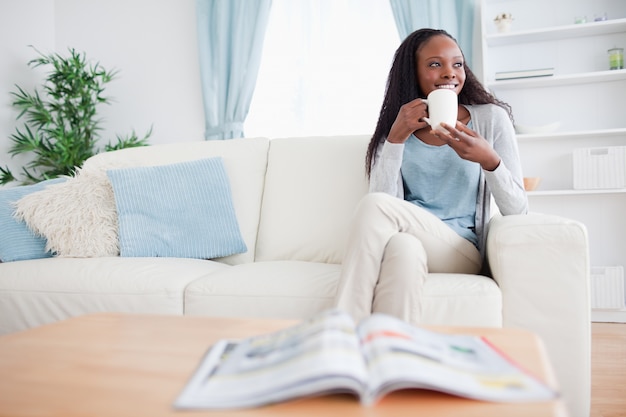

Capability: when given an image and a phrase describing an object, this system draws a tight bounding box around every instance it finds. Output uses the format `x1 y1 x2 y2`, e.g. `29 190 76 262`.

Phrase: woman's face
416 35 466 97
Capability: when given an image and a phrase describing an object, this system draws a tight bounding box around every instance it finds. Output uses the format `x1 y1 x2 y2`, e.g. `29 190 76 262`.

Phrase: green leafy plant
0 47 151 185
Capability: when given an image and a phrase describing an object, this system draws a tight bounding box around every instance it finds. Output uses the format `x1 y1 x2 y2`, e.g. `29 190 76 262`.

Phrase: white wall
0 0 204 180
0 0 56 178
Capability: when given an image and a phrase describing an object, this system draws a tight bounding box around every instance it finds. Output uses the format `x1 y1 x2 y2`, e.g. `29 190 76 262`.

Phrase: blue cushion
106 157 247 259
0 178 67 262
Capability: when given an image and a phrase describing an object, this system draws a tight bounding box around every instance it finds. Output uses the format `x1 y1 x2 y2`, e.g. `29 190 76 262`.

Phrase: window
245 0 399 138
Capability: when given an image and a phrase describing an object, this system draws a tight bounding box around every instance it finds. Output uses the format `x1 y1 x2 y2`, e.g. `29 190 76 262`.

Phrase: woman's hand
432 121 501 171
387 99 430 144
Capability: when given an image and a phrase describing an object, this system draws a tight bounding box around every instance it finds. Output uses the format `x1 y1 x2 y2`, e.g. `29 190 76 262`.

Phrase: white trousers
334 192 482 325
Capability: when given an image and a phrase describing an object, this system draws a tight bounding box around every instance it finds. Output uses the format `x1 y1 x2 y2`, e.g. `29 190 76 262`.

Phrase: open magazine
174 309 557 409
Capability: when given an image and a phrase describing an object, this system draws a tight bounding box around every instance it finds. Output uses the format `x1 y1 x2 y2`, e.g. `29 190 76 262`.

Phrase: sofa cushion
184 263 502 327
0 256 228 334
255 136 369 264
84 138 270 265
420 273 502 327
184 261 339 319
107 157 246 259
13 168 120 257
0 178 66 262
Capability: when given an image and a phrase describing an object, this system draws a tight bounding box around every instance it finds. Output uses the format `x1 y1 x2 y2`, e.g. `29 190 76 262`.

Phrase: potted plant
0 47 151 185
494 13 514 33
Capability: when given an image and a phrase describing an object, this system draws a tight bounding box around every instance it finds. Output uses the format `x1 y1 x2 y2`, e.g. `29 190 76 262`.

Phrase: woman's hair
365 28 512 176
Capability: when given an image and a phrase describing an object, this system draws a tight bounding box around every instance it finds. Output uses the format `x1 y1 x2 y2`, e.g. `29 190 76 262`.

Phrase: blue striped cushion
106 157 247 259
0 178 67 262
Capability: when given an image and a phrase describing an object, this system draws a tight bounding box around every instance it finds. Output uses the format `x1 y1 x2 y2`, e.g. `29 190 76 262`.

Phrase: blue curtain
389 0 475 67
196 0 272 140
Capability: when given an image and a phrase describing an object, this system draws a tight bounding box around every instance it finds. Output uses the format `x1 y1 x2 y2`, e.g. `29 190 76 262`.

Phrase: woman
334 28 528 324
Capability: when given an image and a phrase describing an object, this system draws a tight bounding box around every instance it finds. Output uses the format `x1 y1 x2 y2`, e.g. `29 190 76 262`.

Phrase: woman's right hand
387 98 430 144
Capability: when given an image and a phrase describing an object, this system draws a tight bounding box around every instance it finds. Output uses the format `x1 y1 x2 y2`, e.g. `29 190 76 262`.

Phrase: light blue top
401 133 480 246
369 104 528 258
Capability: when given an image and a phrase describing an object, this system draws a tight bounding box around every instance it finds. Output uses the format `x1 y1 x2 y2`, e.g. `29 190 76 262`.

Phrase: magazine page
174 309 367 409
356 313 558 405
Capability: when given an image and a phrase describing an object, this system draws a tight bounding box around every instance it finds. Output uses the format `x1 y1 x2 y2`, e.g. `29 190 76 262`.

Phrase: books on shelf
174 309 557 410
495 68 555 81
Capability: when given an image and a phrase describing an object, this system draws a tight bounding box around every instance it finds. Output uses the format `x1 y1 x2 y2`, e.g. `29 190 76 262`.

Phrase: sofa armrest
486 212 590 417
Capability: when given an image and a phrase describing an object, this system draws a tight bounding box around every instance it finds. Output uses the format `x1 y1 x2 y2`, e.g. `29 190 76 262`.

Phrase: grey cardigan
369 103 528 258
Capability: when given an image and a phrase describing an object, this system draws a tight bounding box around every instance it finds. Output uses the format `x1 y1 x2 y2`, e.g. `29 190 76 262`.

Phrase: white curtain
245 0 399 138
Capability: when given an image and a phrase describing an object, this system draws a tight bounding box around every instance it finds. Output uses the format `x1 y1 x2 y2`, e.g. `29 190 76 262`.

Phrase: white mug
422 89 458 132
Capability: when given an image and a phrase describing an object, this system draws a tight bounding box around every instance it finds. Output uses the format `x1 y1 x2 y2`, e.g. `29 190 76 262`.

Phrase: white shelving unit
479 0 626 322
487 69 626 88
485 17 626 46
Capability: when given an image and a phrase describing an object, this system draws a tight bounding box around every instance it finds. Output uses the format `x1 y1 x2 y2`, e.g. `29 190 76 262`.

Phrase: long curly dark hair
365 28 512 176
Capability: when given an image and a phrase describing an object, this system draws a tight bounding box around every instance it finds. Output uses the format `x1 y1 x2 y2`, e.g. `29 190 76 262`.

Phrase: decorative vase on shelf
494 13 513 33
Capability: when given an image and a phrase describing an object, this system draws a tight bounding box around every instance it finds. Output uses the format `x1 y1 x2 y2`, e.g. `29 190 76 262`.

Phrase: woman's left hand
432 121 501 171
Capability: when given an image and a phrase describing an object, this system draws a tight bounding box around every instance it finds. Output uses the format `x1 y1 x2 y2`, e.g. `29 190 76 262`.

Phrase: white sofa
0 135 590 417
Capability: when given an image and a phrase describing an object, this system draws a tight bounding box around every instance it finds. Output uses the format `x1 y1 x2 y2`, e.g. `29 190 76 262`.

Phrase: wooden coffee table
0 313 568 417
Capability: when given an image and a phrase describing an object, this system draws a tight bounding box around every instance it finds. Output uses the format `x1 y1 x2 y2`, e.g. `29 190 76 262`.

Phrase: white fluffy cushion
13 167 119 257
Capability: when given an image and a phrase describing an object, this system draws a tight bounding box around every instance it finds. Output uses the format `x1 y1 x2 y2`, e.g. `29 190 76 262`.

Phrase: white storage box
573 146 626 189
590 266 625 309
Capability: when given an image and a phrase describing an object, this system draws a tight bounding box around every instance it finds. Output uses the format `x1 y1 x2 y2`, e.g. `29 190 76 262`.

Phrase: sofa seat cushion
184 263 502 327
0 257 227 334
184 261 339 320
421 273 502 327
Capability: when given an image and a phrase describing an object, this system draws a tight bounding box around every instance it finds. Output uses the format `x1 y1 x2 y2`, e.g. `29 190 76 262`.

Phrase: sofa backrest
84 138 270 265
255 135 370 264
